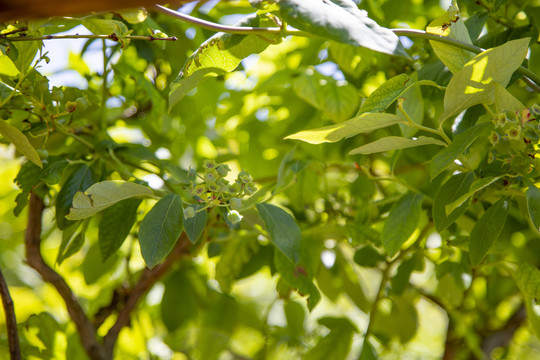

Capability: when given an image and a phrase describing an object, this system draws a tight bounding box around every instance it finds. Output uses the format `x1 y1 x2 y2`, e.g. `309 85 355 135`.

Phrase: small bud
531 104 540 116
506 125 521 140
244 182 257 195
184 206 196 219
494 113 507 128
65 101 77 113
204 168 219 182
227 210 243 225
203 159 217 169
487 152 494 164
216 163 231 177
230 197 242 210
238 170 252 184
194 184 206 195
489 131 499 145
228 183 241 194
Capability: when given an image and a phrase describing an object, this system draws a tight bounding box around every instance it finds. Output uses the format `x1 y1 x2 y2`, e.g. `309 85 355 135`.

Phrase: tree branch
24 192 107 360
2 34 177 42
103 233 191 357
0 265 21 360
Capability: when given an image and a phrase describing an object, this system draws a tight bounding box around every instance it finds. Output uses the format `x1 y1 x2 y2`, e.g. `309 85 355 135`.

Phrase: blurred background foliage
1 0 540 359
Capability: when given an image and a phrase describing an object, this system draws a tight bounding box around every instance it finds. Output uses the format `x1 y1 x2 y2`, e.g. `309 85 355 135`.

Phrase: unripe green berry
238 170 252 184
204 168 219 182
244 182 257 195
489 131 499 145
203 159 217 169
65 101 77 113
506 125 521 140
216 163 231 177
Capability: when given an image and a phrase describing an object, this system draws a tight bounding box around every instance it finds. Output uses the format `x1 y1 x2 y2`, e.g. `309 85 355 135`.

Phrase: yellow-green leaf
348 136 445 155
0 119 41 168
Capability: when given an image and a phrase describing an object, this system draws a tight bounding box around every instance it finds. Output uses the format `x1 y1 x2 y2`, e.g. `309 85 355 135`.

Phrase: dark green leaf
278 0 408 57
304 317 357 360
184 203 207 244
381 193 424 257
55 164 94 230
526 184 540 232
353 246 386 267
98 198 141 261
433 172 475 232
139 194 184 268
430 122 492 180
256 203 301 264
469 199 508 266
161 270 199 332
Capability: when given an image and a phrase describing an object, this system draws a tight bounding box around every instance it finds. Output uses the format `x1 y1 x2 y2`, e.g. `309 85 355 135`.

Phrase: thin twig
102 233 191 357
0 266 21 360
2 34 177 42
24 192 107 360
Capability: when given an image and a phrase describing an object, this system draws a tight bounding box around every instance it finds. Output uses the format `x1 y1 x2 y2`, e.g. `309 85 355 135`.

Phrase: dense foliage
1 0 540 359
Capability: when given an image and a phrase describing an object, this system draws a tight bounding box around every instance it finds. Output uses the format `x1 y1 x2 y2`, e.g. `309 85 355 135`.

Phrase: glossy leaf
0 119 42 168
433 172 475 232
256 203 301 264
427 7 474 74
348 136 445 155
184 203 207 244
446 176 501 215
430 122 492 179
169 14 277 110
359 73 442 113
83 19 128 36
139 194 184 268
293 69 359 122
469 199 508 266
278 0 408 57
98 198 141 261
286 113 403 144
0 52 19 76
526 184 540 232
56 164 94 230
440 38 530 122
66 180 153 220
382 193 424 257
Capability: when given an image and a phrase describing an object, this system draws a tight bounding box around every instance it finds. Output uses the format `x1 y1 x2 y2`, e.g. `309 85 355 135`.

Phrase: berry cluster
184 160 256 225
488 104 540 174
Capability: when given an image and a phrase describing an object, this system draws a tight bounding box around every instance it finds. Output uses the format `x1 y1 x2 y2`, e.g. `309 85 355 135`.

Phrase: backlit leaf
56 164 94 230
433 172 474 232
0 119 41 168
66 180 153 220
286 113 403 144
526 184 540 232
348 136 445 155
382 193 424 257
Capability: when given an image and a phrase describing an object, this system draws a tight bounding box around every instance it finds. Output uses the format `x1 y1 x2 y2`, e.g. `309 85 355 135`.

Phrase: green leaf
469 199 508 266
0 52 19 76
446 176 501 215
430 122 492 179
256 203 301 264
161 270 199 332
56 164 94 230
398 72 426 137
359 73 442 114
184 204 207 244
216 237 258 293
381 193 424 257
278 0 408 57
515 262 540 300
57 232 85 265
256 203 302 264
10 41 40 74
304 317 357 360
293 69 359 122
427 7 475 74
83 19 129 36
66 180 153 220
433 172 475 232
139 194 183 268
81 244 119 285
169 14 277 110
348 136 445 155
285 113 403 144
98 198 141 261
0 119 42 168
439 38 530 122
526 184 540 232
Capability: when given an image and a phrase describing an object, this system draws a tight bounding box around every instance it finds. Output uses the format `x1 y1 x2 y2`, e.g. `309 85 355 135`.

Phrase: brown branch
0 265 21 360
103 233 191 357
481 305 526 358
24 192 107 360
